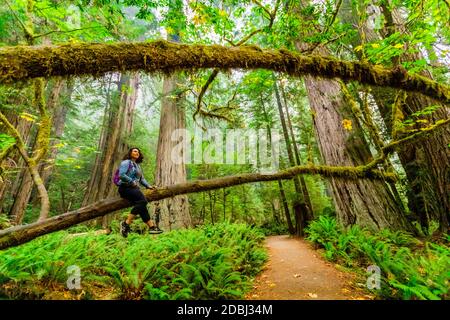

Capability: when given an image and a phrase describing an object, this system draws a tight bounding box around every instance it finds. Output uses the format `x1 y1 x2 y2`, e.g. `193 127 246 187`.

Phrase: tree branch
0 110 50 221
364 118 450 170
197 0 280 122
32 26 105 40
1 41 449 104
0 163 395 250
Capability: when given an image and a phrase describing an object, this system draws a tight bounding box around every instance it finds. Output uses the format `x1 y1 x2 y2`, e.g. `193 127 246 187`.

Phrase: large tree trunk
292 0 411 231
9 166 34 225
82 73 139 228
378 5 450 231
82 75 115 207
154 4 191 230
39 80 72 188
339 0 450 231
154 74 191 230
300 66 410 230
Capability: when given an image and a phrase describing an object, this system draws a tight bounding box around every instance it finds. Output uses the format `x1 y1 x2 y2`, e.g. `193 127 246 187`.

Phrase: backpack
112 160 133 186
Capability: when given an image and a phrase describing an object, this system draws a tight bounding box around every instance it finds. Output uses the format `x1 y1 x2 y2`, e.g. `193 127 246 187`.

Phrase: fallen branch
0 40 449 104
0 164 394 250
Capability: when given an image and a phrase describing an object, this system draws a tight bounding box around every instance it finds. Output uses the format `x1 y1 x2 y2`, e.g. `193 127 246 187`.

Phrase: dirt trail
247 235 372 300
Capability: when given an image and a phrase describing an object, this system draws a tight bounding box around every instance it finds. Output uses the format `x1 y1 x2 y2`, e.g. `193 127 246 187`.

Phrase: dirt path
247 235 373 300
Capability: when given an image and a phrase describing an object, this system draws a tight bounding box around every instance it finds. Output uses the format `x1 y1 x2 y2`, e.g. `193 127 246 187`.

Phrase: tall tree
291 1 410 231
154 0 191 230
82 73 139 228
0 92 34 216
274 77 314 235
339 0 450 231
8 78 65 224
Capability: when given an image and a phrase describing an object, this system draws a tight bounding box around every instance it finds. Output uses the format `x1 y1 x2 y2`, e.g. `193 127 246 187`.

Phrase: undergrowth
0 223 267 300
305 215 449 300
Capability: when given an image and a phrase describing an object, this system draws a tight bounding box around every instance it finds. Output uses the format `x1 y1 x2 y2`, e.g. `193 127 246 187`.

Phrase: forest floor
246 235 375 300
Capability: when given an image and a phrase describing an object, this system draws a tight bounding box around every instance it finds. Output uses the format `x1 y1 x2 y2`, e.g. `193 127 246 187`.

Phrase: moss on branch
0 163 395 249
0 40 449 104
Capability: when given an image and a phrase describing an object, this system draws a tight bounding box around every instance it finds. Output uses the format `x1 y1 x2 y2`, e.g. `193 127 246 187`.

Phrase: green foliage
0 223 267 300
305 215 449 300
258 222 289 236
0 213 11 230
0 133 15 150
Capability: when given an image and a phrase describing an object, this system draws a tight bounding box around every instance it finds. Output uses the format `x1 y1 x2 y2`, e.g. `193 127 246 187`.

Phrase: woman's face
130 149 140 160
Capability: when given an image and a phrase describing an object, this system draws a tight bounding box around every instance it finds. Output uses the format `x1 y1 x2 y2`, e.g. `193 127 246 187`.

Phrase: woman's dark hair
123 147 144 163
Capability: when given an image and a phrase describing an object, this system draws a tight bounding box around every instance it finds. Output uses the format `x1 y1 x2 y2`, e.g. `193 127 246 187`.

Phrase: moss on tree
0 40 449 104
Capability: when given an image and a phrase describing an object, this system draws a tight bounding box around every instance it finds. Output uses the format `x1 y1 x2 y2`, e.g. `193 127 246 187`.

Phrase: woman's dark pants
118 185 150 223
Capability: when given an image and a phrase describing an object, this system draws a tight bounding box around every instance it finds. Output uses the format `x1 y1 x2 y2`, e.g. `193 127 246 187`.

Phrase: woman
117 147 162 237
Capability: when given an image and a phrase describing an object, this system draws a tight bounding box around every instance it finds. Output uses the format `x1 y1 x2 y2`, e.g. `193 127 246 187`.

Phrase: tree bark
82 73 139 228
154 73 191 230
39 80 72 188
82 75 115 207
379 4 450 231
281 82 315 216
340 0 450 231
278 179 295 234
299 60 410 230
0 101 34 214
8 117 41 224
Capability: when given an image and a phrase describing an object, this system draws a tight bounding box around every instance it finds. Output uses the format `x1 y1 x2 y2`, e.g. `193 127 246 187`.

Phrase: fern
305 215 449 300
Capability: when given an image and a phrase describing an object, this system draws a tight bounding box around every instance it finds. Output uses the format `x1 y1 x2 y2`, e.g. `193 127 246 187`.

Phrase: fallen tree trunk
0 164 394 250
0 40 449 104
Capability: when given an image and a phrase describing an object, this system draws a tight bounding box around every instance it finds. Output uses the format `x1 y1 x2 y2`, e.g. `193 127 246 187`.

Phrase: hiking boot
120 221 131 238
149 226 163 234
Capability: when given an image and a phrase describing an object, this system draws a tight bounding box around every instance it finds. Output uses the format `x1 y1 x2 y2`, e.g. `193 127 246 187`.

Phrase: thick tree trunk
82 75 115 207
82 73 139 228
301 67 410 230
9 168 34 225
292 0 410 231
379 5 450 231
39 80 72 188
340 0 450 231
8 122 40 224
154 73 191 230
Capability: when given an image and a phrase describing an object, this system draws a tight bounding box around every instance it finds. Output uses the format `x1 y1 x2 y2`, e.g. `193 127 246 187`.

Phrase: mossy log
0 40 449 104
0 164 393 250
